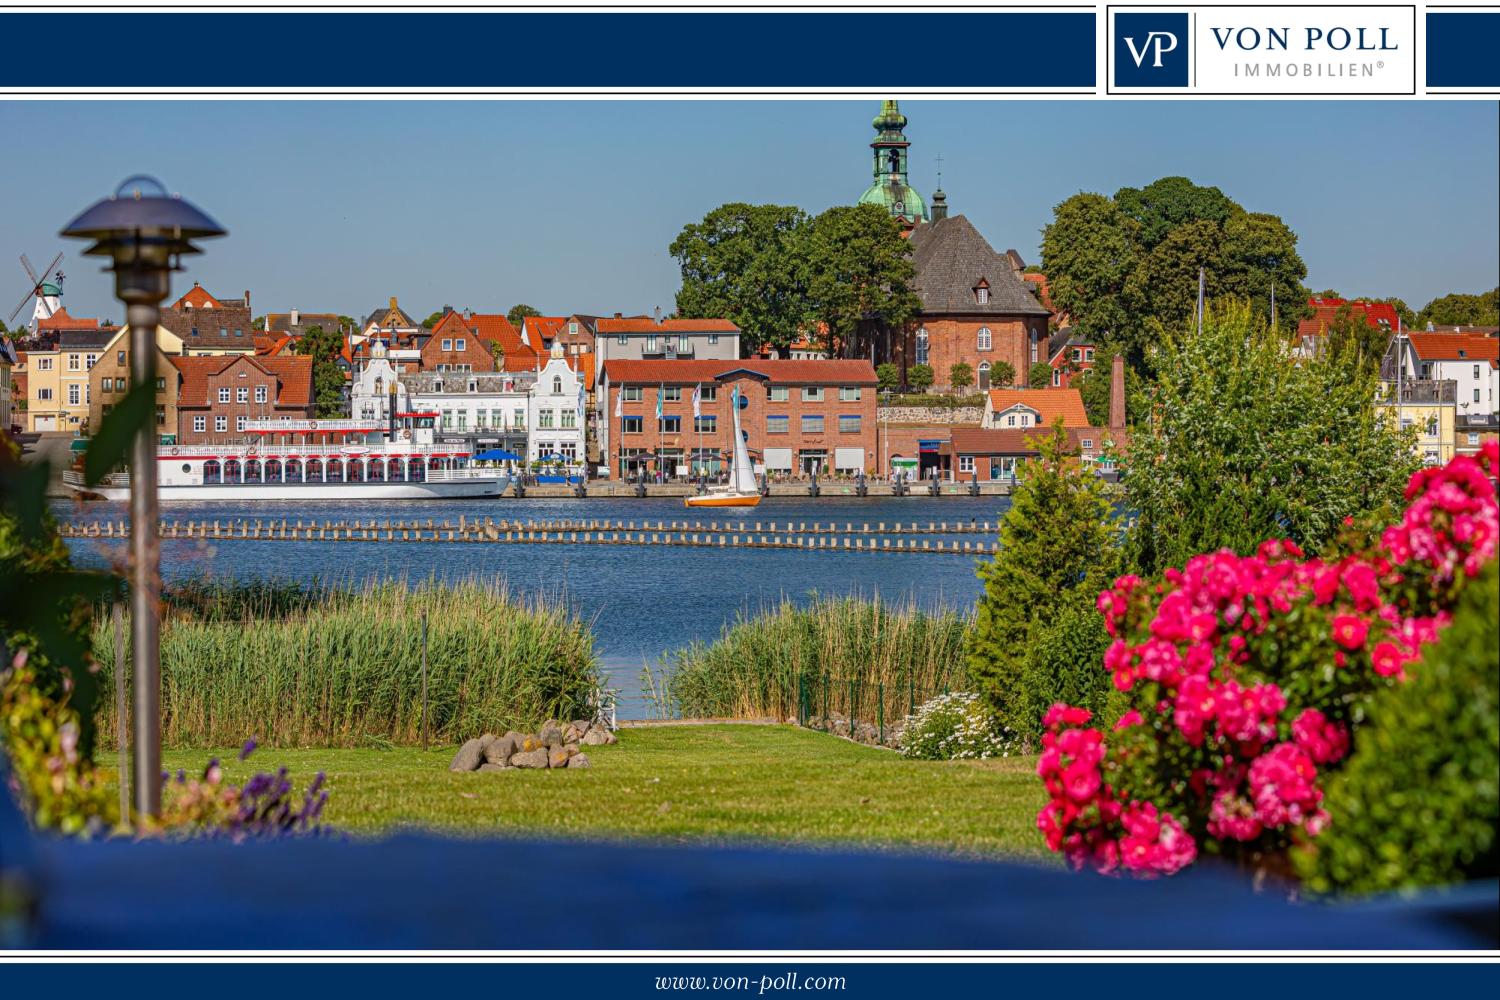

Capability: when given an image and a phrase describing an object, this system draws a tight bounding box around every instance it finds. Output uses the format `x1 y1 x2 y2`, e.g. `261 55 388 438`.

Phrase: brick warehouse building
598 359 878 480
171 354 314 444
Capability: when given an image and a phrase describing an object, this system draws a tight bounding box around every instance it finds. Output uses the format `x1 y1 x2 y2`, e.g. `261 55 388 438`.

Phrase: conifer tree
969 422 1120 732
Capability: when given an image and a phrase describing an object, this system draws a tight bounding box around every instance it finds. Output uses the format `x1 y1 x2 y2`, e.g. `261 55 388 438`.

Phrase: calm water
57 495 1004 716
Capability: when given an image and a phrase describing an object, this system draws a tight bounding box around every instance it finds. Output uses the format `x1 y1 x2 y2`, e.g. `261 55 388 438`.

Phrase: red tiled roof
521 316 569 347
36 307 104 331
466 313 535 365
1406 333 1499 363
170 353 313 409
595 318 740 334
986 388 1089 428
172 283 225 310
570 352 596 392
602 358 876 385
1297 298 1401 337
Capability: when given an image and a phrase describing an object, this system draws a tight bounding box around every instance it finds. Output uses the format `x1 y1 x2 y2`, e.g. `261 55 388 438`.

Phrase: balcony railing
1381 379 1457 404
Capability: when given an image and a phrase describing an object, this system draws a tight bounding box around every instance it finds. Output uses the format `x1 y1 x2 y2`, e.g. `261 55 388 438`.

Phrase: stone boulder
547 747 572 769
483 733 518 766
539 722 565 748
477 762 512 773
519 735 543 753
566 753 591 769
449 738 485 772
581 727 609 746
510 748 549 769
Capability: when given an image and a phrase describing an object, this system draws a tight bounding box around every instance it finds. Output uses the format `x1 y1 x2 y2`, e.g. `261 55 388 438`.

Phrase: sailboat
685 385 762 508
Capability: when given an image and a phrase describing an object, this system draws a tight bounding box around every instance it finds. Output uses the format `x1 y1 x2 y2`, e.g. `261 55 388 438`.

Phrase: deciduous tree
1125 302 1420 576
949 362 974 393
292 324 347 417
506 304 543 328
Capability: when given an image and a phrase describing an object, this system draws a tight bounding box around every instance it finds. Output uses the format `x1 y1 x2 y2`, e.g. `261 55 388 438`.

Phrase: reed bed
648 595 969 722
93 579 600 749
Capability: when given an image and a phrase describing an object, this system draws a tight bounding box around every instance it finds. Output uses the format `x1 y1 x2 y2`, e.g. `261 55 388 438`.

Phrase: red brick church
857 101 1052 392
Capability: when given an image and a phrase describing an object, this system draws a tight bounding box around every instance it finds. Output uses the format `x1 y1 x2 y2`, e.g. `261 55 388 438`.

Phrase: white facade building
349 353 533 455
527 346 586 471
1387 332 1499 428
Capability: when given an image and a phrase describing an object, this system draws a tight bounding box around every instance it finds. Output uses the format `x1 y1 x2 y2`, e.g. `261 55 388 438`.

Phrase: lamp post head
60 175 226 305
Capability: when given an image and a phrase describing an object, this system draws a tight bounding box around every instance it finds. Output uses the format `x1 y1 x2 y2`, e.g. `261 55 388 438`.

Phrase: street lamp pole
62 176 225 818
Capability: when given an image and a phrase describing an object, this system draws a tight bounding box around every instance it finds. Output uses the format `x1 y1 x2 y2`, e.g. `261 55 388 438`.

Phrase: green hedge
1295 560 1499 894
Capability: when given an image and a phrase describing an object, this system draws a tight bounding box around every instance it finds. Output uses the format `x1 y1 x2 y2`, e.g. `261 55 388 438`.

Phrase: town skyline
1 99 1496 325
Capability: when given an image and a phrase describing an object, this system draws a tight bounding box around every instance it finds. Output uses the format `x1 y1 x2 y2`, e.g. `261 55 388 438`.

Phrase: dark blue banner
0 12 1096 90
1427 12 1500 88
3 963 1498 998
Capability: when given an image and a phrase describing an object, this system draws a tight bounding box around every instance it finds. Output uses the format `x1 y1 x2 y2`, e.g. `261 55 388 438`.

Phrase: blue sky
1 100 1495 326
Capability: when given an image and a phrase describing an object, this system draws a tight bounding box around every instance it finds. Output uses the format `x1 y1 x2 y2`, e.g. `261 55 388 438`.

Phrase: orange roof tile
170 353 313 409
602 358 876 385
466 313 535 365
1406 333 1499 363
36 307 105 331
171 283 225 310
986 388 1089 428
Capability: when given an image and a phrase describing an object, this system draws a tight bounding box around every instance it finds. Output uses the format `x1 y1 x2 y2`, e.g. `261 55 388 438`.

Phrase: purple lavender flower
238 738 257 761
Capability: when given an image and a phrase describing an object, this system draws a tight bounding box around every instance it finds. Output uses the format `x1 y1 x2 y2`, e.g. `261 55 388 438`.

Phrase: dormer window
974 280 990 305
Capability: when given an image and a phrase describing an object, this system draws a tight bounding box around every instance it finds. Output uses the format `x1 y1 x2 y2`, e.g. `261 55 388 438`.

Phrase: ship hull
684 492 762 508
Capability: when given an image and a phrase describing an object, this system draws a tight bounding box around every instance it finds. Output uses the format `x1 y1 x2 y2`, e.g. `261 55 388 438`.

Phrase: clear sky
1 99 1495 326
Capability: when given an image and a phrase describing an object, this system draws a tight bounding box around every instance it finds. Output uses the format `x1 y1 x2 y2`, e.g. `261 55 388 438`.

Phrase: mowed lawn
100 725 1048 858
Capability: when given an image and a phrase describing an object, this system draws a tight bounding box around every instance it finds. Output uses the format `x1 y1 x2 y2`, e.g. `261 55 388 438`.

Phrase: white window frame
218 387 231 403
215 415 228 432
254 385 268 404
193 416 206 432
977 327 992 352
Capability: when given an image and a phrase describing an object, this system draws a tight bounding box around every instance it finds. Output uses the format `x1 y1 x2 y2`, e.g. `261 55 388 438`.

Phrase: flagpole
1196 266 1205 337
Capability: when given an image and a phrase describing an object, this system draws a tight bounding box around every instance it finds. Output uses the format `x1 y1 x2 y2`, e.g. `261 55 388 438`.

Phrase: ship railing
425 467 505 482
158 443 438 459
63 469 129 488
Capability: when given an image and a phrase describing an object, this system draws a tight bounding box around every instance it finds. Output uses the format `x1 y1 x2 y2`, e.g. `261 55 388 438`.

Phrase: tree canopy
1124 302 1419 576
669 202 918 357
1042 176 1310 361
1417 288 1499 328
507 304 543 328
291 324 347 417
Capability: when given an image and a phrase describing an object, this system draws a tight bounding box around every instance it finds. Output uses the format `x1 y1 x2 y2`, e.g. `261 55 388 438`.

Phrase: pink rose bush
1038 443 1499 876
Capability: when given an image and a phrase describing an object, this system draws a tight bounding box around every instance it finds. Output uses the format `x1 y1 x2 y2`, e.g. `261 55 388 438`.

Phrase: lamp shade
60 175 226 258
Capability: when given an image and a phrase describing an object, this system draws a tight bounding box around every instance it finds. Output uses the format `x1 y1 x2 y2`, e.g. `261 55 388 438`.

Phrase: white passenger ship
73 411 512 501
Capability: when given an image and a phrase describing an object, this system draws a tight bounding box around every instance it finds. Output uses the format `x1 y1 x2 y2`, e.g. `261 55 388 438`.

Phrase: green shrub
1014 588 1114 742
1295 560 1499 895
906 363 934 392
970 424 1120 733
900 692 1016 760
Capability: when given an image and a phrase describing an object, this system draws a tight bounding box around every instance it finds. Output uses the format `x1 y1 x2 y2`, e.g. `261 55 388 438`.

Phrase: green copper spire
858 99 926 226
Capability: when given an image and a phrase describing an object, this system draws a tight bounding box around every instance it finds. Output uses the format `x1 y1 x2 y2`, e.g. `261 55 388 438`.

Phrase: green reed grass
93 578 599 749
648 595 969 723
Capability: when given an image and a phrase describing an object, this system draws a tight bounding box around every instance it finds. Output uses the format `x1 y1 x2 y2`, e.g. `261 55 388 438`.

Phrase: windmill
8 252 66 334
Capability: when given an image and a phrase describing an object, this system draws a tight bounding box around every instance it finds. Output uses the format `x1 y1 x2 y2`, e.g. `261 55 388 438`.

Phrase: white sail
729 387 758 495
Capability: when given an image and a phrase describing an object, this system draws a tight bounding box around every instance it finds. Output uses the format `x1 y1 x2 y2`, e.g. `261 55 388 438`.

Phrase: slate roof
363 301 419 330
160 301 255 351
263 312 343 335
602 359 876 386
1047 327 1092 365
907 214 1050 317
57 327 120 350
986 387 1089 428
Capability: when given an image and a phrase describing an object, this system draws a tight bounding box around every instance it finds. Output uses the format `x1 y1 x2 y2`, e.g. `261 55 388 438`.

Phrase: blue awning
474 449 522 461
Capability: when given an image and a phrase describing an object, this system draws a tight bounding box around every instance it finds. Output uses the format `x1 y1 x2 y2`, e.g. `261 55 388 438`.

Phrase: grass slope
102 726 1046 858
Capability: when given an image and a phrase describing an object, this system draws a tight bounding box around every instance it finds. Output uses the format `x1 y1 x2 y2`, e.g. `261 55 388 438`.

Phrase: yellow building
88 334 184 443
1380 379 1457 466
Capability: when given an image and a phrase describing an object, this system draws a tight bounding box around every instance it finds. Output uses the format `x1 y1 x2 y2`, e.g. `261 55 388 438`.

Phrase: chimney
390 296 398 311
443 304 453 317
1109 354 1126 431
244 290 251 314
654 306 662 325
613 312 622 319
290 308 300 327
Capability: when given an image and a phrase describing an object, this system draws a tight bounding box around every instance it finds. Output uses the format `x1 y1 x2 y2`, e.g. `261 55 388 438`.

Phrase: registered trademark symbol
1377 61 1385 68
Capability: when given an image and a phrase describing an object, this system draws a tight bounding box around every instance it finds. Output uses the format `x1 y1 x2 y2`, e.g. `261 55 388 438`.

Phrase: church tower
857 100 927 228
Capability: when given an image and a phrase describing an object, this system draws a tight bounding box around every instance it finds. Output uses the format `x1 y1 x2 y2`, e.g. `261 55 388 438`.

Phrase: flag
656 384 663 422
691 383 701 419
615 383 623 418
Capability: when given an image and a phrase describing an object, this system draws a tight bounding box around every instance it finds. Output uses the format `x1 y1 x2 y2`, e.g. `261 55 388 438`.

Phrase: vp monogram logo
1114 12 1190 87
1124 30 1179 68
